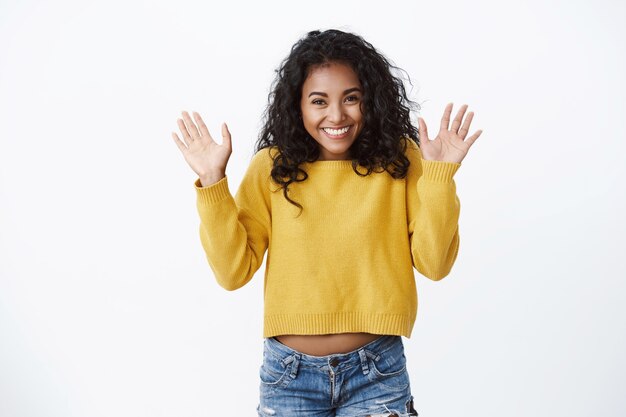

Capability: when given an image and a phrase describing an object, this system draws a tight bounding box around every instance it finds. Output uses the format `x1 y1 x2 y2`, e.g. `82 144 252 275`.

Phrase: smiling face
300 61 364 160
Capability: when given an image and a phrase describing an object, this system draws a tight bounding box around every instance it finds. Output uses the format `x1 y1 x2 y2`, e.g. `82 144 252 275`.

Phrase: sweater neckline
266 146 358 171
302 159 358 170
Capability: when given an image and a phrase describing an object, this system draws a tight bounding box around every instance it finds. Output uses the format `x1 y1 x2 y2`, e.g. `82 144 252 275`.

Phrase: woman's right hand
172 110 232 186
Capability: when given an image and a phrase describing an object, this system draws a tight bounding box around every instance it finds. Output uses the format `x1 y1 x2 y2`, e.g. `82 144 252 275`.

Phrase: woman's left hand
417 103 483 164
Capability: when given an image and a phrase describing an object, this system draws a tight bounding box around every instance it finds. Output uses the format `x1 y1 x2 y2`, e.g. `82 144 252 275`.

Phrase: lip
322 125 352 129
321 125 353 139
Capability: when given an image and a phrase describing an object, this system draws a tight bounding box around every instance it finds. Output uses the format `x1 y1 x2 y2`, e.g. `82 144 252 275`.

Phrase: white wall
1 0 624 416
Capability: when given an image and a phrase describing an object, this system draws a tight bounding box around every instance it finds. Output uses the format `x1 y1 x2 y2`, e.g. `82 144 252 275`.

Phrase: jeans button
329 357 339 367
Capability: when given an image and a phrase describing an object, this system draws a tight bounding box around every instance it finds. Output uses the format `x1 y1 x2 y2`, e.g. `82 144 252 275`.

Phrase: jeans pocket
259 350 293 388
365 346 410 391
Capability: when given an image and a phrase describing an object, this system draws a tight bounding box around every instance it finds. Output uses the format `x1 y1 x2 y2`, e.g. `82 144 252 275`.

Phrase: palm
418 103 483 164
186 137 230 173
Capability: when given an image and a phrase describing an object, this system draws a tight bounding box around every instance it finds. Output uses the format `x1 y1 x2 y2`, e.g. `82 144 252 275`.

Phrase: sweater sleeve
406 141 462 281
194 149 272 291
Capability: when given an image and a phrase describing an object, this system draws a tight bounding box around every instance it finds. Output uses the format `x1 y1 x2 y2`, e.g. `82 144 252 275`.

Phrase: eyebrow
308 87 362 98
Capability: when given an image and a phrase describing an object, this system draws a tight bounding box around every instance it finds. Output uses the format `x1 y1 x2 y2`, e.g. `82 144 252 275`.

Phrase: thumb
418 117 429 142
221 122 232 147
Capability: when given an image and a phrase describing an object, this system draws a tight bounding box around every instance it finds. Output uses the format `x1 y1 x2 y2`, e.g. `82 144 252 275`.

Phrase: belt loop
358 348 369 375
288 353 300 379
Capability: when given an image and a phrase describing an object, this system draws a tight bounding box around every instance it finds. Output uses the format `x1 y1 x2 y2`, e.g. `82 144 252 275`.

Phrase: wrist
199 171 225 187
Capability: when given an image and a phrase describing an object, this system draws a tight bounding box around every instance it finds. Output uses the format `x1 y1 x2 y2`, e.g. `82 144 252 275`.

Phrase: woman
173 28 482 416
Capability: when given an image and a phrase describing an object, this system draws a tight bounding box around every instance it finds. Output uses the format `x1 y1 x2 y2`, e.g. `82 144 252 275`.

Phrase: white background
1 0 624 416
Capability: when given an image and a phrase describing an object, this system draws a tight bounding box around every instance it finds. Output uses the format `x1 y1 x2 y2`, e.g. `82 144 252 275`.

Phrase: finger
181 110 201 140
439 102 453 132
221 122 232 149
193 111 215 144
464 129 483 148
450 104 469 134
458 111 474 140
177 118 193 146
171 132 188 153
418 117 429 142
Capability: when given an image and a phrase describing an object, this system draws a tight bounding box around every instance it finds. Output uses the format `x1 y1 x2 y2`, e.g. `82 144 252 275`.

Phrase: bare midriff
274 332 383 356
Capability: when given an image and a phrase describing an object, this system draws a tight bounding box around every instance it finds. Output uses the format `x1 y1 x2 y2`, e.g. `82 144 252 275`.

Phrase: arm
194 150 272 290
406 143 461 281
408 103 482 280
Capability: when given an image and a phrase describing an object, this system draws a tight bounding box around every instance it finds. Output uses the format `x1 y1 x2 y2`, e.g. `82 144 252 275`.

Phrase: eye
311 96 359 105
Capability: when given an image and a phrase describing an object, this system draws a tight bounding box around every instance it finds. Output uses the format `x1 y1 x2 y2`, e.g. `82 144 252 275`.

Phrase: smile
322 125 352 138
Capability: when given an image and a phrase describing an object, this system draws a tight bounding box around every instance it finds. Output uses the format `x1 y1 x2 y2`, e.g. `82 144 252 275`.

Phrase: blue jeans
257 335 419 417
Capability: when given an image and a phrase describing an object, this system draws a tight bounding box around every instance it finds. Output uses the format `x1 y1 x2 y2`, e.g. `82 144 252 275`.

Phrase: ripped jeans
257 334 419 417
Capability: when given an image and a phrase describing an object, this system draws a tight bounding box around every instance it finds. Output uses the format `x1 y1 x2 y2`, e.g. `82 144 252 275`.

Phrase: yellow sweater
194 140 461 338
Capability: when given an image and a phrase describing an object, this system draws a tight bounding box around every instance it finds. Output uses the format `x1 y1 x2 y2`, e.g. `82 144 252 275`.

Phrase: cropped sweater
194 140 461 338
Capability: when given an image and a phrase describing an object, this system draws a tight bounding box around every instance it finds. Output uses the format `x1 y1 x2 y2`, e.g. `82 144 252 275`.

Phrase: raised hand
172 111 232 186
417 103 483 164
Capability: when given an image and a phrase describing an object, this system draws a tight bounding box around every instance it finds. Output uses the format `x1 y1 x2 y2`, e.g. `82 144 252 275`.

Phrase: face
300 61 364 160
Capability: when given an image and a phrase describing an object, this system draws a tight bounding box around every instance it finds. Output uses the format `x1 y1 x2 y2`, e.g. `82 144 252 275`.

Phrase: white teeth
323 126 350 135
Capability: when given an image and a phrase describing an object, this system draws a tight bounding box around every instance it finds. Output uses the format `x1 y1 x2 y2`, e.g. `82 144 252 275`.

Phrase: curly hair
254 28 421 215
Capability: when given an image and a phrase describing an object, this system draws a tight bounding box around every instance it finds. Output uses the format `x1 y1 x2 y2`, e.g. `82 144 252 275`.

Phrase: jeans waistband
264 334 402 367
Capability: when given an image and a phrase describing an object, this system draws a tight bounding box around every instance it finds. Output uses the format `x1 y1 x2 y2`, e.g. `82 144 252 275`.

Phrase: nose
326 102 346 124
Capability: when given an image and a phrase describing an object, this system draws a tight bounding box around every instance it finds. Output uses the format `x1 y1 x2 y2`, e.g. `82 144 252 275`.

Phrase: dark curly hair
254 28 421 214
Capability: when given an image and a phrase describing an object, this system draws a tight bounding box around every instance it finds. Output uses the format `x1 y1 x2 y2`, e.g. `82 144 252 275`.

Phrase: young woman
172 29 482 417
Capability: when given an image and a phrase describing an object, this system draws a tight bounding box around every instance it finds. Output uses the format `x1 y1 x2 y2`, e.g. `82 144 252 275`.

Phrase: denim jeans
257 334 419 417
